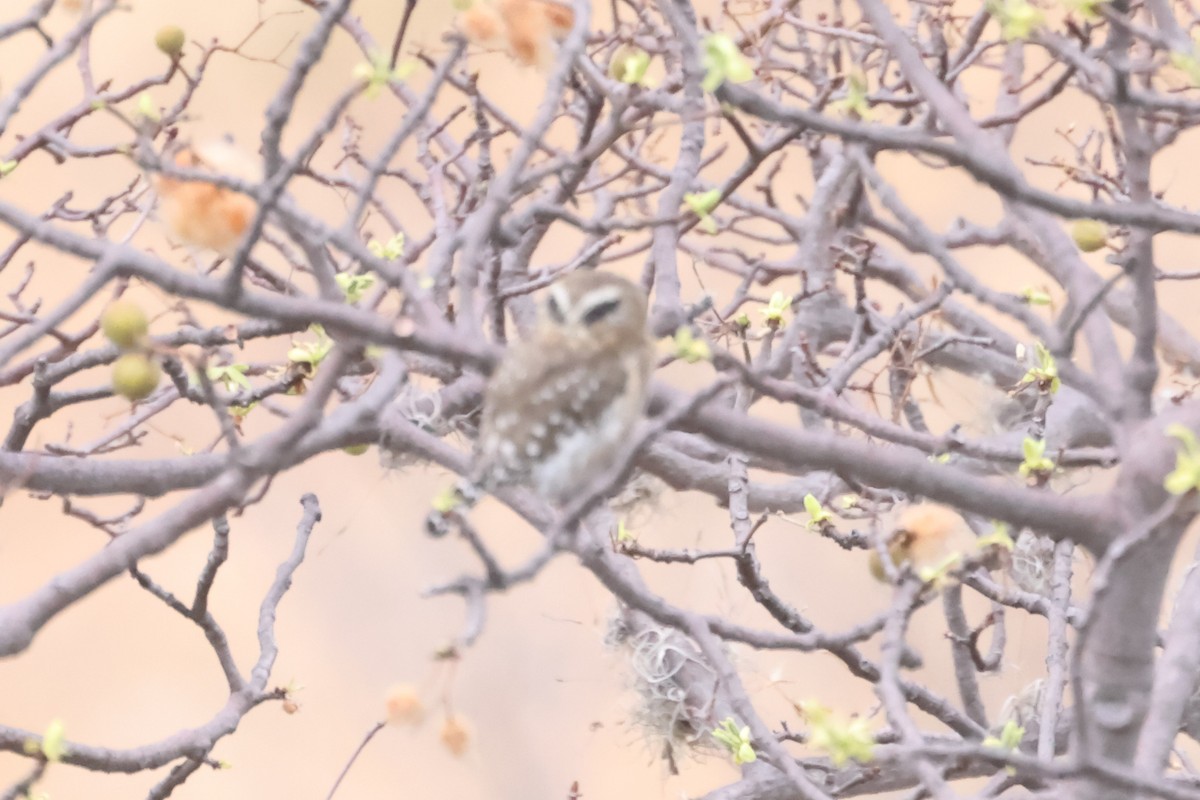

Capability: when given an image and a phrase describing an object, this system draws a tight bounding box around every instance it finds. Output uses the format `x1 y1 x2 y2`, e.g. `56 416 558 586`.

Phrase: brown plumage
474 270 654 504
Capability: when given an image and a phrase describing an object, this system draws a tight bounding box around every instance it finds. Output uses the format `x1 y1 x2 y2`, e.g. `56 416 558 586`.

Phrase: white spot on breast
526 441 541 457
531 402 635 504
500 441 517 461
531 423 547 438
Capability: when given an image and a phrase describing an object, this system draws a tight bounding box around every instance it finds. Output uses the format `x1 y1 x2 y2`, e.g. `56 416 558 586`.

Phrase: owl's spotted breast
465 270 654 507
477 333 640 497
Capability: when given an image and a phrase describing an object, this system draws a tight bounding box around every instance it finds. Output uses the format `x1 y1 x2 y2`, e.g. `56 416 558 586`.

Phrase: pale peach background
1 1 1196 798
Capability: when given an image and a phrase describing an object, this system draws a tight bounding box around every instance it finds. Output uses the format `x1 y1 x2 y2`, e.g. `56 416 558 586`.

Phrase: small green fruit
608 44 650 83
155 25 186 58
100 300 149 349
1071 219 1107 253
342 443 370 456
112 354 161 401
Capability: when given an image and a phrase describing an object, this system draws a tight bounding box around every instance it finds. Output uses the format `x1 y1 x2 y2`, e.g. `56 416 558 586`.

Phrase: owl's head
540 271 649 345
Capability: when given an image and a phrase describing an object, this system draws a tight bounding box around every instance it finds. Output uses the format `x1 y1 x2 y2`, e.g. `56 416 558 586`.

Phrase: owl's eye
581 298 621 325
546 294 566 323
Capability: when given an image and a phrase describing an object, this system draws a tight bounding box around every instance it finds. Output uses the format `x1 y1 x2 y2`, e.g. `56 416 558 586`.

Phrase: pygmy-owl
472 270 655 505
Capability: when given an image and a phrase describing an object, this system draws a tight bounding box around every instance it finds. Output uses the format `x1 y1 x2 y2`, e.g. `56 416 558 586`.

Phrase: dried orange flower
439 715 470 756
384 684 425 726
155 140 259 256
459 2 504 45
896 503 961 562
459 0 580 67
538 0 575 39
498 0 551 67
869 502 965 583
